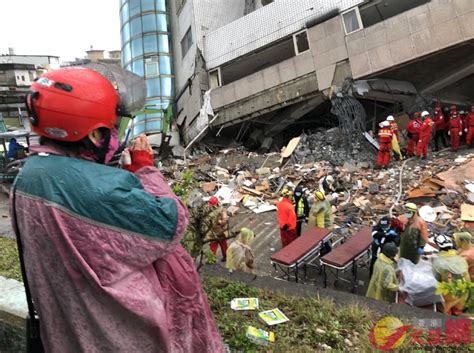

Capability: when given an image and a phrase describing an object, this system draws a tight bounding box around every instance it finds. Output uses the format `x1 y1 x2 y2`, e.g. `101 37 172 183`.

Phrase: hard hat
208 196 219 206
382 242 398 258
405 203 418 213
434 234 454 250
421 111 429 117
314 190 326 201
450 105 457 111
386 115 395 121
413 111 421 118
381 120 390 127
25 67 119 142
459 111 465 115
454 232 472 247
281 188 291 198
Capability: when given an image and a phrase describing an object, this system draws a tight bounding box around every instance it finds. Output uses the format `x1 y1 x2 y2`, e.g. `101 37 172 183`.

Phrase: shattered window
342 8 362 35
294 30 310 55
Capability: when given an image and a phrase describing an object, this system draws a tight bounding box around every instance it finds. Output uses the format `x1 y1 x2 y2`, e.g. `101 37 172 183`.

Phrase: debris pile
290 129 374 166
164 142 474 236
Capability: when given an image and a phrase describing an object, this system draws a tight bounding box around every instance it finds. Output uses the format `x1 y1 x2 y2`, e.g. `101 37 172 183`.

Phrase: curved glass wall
120 0 173 135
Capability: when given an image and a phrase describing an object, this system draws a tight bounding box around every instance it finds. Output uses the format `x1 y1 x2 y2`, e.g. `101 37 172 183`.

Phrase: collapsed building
168 0 473 161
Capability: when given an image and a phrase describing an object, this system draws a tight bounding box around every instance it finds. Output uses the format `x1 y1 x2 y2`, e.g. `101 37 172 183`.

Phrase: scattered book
230 298 259 311
258 308 289 326
246 326 275 346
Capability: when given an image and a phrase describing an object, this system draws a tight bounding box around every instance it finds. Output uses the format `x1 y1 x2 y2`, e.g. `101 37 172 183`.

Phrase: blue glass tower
119 0 173 136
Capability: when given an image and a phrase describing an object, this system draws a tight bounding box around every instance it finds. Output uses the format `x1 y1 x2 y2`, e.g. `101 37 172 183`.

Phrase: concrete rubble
162 131 474 236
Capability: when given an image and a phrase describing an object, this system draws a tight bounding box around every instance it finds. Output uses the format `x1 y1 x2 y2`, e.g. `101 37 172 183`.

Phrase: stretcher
270 227 333 282
321 226 372 291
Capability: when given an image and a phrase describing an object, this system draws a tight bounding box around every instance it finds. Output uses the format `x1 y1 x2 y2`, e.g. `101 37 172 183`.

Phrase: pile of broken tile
162 135 474 235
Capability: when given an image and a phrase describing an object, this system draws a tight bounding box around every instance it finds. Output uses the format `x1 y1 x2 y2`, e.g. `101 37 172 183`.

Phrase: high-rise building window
293 30 310 55
342 7 363 35
180 27 193 58
120 0 174 135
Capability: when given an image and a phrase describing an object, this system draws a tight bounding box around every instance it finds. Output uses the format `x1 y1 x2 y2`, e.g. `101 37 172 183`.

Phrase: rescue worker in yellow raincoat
366 243 399 303
308 190 333 229
432 234 470 315
454 232 474 279
226 228 255 274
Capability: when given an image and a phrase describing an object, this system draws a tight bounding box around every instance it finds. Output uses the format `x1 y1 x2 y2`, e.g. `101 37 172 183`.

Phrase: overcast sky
0 0 121 62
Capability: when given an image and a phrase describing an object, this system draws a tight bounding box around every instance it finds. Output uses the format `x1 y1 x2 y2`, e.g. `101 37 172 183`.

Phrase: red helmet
413 111 420 118
450 105 457 111
208 196 219 206
26 67 119 142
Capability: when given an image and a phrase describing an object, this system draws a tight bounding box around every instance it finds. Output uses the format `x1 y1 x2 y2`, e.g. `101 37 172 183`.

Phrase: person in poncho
226 227 255 273
12 67 223 353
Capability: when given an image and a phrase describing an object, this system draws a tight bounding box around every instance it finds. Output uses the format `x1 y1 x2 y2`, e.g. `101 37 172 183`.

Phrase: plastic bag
397 258 442 306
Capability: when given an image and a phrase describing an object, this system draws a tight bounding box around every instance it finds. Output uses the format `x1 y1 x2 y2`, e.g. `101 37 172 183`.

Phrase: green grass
0 237 22 281
204 277 376 352
204 277 474 352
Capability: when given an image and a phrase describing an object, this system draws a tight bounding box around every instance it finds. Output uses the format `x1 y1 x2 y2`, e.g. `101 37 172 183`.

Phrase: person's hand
123 134 154 172
417 247 424 255
465 129 468 133
448 131 450 136
388 230 397 236
373 239 380 246
131 134 153 154
459 131 462 136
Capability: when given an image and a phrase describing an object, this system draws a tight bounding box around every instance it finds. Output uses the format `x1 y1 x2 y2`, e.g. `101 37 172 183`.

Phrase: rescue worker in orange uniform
433 105 448 151
416 111 434 159
466 105 474 148
448 107 463 152
386 115 402 160
377 121 393 169
276 188 298 247
386 115 398 139
406 112 421 157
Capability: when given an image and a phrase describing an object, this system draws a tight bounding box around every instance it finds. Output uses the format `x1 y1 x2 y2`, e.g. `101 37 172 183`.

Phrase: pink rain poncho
11 145 224 353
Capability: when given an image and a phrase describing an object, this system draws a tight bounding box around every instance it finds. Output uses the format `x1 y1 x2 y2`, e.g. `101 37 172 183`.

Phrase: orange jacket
378 128 393 144
276 197 297 230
